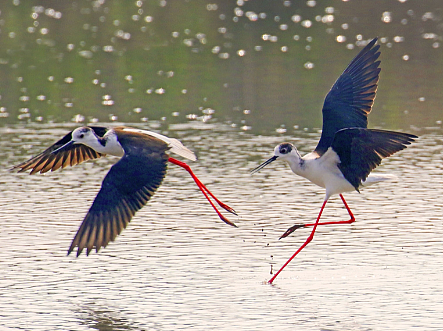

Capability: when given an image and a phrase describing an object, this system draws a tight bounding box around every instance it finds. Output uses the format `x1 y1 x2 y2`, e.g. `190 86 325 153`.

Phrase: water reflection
75 303 133 331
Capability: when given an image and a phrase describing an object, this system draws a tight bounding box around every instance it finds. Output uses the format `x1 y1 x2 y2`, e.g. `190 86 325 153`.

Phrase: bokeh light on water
1 1 443 330
0 0 442 132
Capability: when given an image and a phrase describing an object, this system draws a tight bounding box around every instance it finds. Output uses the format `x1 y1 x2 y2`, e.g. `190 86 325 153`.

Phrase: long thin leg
167 157 237 227
269 199 328 284
280 194 355 238
168 158 237 215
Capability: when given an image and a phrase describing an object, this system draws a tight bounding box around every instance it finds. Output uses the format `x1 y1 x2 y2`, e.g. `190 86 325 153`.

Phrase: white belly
304 163 355 198
288 150 355 199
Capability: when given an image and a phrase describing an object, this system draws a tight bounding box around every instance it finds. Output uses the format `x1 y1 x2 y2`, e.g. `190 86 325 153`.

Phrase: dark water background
1 1 443 330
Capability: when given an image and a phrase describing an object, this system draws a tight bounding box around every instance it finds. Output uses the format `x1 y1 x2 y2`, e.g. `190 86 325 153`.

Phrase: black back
331 128 417 191
315 38 381 155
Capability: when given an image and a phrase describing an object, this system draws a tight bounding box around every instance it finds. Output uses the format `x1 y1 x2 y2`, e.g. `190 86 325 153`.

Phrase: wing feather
13 126 108 174
68 135 169 256
331 128 417 190
315 38 381 155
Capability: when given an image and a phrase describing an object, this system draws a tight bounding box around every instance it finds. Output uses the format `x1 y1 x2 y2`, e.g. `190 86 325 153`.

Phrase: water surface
1 1 443 330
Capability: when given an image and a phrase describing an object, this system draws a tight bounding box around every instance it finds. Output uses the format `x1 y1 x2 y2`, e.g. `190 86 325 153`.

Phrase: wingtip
67 248 76 257
67 245 83 258
367 37 378 47
10 166 22 173
11 163 32 173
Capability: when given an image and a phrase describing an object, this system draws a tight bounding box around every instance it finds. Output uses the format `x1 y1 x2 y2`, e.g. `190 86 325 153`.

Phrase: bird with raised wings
252 38 417 283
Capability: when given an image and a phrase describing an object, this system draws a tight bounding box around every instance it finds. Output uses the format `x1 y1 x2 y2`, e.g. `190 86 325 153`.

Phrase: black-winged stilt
14 126 237 256
251 38 417 283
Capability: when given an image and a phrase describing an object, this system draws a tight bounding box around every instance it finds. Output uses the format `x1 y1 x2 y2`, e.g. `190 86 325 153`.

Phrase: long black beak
51 140 75 154
251 155 278 174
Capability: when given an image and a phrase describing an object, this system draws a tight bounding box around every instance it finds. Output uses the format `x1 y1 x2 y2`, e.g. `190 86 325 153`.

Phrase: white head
251 142 300 173
71 127 100 147
71 126 124 156
273 142 300 160
51 127 108 155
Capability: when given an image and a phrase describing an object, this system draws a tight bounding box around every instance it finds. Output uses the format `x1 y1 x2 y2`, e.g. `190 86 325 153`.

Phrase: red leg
269 199 328 284
339 194 355 221
280 194 355 238
168 157 237 227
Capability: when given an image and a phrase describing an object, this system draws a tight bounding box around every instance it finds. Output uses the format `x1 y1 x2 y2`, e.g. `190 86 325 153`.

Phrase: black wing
331 128 417 190
315 38 381 155
13 126 109 174
68 134 170 256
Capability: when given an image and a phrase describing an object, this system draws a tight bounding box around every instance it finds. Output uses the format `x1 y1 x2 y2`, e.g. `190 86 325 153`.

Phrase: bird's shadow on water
74 301 141 331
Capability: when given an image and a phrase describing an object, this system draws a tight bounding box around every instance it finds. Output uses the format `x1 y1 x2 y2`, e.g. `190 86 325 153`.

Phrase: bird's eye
79 134 84 139
279 144 292 154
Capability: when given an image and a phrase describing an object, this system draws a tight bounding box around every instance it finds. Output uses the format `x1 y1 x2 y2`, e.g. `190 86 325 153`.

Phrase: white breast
100 131 125 157
300 149 355 199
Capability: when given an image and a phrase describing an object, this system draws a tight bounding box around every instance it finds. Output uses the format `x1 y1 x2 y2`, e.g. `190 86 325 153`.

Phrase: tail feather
122 128 197 161
168 138 197 161
361 173 397 186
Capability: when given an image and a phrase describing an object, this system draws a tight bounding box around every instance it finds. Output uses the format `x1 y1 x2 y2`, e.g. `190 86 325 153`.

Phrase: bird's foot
219 213 238 227
279 224 305 239
217 201 237 216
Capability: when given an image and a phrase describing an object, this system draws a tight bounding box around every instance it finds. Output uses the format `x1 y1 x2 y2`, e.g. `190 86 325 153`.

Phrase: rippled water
1 123 442 330
2 1 443 330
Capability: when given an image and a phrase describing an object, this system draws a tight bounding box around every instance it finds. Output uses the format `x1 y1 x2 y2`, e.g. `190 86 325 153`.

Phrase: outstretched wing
330 128 417 190
68 135 169 257
315 38 381 156
13 126 108 174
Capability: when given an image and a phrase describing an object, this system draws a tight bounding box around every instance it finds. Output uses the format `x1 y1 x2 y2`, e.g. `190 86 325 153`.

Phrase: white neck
282 151 331 191
283 150 305 176
83 131 124 157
